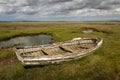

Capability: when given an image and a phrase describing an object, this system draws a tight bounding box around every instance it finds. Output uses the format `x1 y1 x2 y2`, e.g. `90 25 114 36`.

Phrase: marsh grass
0 22 120 80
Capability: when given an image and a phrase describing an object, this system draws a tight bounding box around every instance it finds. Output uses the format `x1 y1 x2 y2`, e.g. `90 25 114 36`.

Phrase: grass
0 21 120 80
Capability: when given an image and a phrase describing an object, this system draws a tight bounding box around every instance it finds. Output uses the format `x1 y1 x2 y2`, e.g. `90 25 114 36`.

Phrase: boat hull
14 37 103 66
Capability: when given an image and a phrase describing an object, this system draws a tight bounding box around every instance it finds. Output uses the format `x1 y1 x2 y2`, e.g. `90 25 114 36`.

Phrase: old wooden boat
14 37 103 66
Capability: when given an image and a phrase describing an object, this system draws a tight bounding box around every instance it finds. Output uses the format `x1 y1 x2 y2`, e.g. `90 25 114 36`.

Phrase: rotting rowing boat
14 37 103 66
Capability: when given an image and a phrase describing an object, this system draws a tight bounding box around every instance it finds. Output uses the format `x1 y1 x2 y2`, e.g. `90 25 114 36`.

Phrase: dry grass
0 21 120 80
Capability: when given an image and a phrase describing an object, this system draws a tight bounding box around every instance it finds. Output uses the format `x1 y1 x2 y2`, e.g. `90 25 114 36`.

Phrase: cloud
49 0 73 4
0 0 120 20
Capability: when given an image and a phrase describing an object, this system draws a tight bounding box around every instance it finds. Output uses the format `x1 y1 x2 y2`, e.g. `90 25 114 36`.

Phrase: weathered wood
14 37 103 66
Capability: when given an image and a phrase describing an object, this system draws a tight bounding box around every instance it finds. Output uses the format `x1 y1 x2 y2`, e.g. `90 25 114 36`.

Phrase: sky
0 0 120 21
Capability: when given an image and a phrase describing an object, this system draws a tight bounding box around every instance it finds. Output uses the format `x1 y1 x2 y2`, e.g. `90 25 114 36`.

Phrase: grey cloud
61 0 114 11
26 0 41 6
22 11 38 15
49 0 73 3
0 0 120 16
46 0 120 16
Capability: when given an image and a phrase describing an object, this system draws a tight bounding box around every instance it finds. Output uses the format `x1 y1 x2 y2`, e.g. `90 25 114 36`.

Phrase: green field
0 22 120 80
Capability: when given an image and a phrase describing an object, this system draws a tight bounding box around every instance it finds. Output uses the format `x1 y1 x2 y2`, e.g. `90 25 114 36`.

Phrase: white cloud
0 0 120 20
